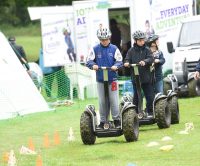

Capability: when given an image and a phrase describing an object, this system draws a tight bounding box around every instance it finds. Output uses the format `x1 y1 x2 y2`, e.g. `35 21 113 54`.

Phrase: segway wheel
80 112 96 145
188 79 200 97
122 108 139 142
155 99 171 129
163 81 171 95
168 96 179 124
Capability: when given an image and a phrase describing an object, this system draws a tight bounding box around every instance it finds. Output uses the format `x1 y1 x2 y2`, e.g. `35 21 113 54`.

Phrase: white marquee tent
0 31 49 120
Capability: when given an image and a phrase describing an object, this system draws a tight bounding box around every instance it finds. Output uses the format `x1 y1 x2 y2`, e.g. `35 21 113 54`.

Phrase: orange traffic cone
28 137 35 151
43 133 50 148
36 155 42 166
54 131 60 145
2 152 9 163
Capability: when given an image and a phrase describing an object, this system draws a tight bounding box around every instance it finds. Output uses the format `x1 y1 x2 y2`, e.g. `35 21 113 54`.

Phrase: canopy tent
0 31 49 120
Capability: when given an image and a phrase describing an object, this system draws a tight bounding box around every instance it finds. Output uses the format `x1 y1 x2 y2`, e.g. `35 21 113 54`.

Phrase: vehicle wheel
168 96 179 124
188 79 200 97
197 80 200 96
163 80 171 95
155 99 171 129
80 112 96 145
122 108 139 142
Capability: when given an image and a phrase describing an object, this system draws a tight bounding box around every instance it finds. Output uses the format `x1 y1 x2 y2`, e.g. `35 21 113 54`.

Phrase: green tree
0 0 20 25
0 0 73 26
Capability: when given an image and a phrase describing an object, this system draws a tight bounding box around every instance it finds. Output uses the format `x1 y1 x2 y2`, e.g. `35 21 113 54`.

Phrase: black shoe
114 120 121 129
147 112 153 118
96 122 104 130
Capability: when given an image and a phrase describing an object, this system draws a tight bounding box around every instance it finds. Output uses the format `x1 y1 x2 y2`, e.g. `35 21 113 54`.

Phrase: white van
166 15 200 96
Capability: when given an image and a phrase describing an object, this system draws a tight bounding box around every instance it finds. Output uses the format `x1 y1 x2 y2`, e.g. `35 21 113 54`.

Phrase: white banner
151 0 194 72
73 0 130 63
151 0 193 37
132 0 194 73
41 12 76 67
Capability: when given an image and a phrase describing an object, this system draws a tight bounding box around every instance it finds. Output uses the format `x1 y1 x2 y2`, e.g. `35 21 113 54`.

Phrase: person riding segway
147 34 179 124
124 30 171 128
79 27 139 145
146 34 165 94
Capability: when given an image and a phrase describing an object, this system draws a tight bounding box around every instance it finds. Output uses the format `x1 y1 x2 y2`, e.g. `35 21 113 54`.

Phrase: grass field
17 36 42 62
1 25 200 165
1 24 41 62
0 97 200 166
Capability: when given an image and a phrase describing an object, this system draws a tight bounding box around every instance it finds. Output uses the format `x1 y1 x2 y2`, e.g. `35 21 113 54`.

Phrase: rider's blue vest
87 43 122 83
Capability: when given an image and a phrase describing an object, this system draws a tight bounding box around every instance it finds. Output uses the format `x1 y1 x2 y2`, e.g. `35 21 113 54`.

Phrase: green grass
1 24 41 62
1 24 199 165
0 97 200 166
17 36 41 62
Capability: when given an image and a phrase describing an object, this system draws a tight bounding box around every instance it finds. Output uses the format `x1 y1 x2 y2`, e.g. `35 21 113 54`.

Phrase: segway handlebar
99 66 112 70
129 64 140 67
124 62 141 68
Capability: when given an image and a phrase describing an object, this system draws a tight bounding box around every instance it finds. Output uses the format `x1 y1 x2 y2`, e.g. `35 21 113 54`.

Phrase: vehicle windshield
178 20 200 47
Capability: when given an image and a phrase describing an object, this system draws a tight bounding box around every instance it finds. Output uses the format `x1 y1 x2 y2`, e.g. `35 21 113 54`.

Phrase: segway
163 73 180 124
164 74 180 124
163 58 200 97
167 89 179 124
80 67 139 145
129 64 171 129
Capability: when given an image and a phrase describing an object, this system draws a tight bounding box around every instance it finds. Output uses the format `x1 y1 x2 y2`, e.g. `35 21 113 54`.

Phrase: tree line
0 0 75 26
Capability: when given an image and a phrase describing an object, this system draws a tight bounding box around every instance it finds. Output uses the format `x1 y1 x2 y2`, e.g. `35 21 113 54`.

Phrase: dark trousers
133 82 154 113
67 48 76 62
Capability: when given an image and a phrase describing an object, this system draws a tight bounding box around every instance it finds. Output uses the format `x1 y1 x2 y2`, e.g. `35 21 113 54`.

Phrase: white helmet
132 30 146 40
97 28 112 40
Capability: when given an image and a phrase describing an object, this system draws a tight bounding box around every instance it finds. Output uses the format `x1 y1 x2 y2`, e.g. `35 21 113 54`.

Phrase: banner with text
41 13 76 67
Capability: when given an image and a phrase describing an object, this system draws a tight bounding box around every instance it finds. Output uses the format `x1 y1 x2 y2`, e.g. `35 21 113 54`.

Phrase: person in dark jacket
109 19 121 50
124 30 154 115
147 34 165 94
194 58 200 80
8 36 30 70
86 27 123 129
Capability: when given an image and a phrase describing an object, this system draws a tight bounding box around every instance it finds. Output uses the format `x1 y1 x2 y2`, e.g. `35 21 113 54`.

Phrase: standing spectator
117 23 131 76
147 34 165 94
8 36 30 70
86 27 123 129
63 28 76 62
194 59 200 80
109 19 121 50
118 23 131 58
39 48 70 99
39 48 61 98
124 30 154 115
8 36 44 91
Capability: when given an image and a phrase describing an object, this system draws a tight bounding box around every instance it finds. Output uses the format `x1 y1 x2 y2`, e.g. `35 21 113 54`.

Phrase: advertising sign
41 12 76 67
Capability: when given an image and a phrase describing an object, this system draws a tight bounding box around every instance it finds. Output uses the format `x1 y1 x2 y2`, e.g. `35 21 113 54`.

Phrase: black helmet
132 30 146 40
8 36 15 42
148 34 159 43
146 34 159 47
